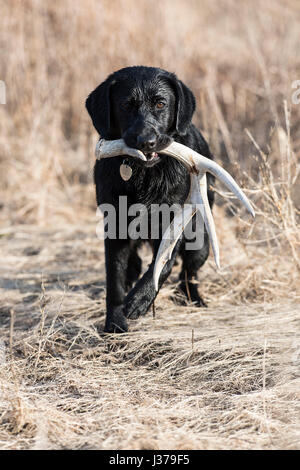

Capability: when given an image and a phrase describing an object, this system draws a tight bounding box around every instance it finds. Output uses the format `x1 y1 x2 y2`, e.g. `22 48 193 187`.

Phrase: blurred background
0 0 300 449
1 2 299 449
0 0 299 221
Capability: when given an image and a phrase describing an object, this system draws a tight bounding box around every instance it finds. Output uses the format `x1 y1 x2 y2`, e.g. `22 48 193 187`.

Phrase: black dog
86 66 214 332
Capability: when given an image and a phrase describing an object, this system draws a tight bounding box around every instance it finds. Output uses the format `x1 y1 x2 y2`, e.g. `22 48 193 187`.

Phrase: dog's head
86 66 195 166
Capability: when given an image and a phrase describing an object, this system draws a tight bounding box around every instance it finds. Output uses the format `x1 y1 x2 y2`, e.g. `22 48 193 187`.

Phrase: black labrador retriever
86 66 214 332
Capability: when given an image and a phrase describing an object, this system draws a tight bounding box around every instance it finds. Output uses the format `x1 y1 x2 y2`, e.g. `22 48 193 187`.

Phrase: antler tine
161 142 255 218
153 205 196 291
192 173 220 269
95 138 147 161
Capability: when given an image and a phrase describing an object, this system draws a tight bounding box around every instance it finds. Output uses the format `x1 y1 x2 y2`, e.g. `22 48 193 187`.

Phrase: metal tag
120 163 132 181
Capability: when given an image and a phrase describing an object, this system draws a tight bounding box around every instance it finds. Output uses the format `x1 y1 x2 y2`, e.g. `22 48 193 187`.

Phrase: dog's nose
136 135 157 152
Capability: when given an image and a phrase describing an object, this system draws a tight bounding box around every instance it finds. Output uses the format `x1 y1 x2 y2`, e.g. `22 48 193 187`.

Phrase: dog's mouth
122 134 173 167
143 151 161 167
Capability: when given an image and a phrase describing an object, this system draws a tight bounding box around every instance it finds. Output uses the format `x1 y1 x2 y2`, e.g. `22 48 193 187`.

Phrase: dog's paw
104 307 128 333
172 282 208 308
193 296 208 308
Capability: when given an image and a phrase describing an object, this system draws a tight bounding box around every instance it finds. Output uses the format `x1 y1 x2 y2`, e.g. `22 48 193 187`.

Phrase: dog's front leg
124 239 180 320
104 238 131 332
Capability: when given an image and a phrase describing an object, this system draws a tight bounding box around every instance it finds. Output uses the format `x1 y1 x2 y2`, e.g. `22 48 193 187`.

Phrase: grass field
0 0 299 449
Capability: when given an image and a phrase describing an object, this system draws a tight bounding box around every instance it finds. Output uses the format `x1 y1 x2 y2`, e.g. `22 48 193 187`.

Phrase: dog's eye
156 102 165 109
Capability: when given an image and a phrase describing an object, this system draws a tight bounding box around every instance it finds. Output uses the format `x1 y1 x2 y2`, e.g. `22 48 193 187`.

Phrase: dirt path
0 226 299 449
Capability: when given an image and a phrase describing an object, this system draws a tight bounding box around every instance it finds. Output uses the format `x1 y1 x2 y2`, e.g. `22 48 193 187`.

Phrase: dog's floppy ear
168 75 196 135
85 77 116 138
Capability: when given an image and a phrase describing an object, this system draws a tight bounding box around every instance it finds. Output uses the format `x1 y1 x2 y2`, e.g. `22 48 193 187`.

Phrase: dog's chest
95 157 190 208
129 157 190 207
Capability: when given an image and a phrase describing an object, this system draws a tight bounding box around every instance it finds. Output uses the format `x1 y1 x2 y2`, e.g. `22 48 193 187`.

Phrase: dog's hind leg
176 177 214 307
177 228 209 307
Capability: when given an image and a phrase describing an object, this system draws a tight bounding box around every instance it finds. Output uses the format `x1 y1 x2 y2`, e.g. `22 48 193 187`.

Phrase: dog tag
120 163 132 181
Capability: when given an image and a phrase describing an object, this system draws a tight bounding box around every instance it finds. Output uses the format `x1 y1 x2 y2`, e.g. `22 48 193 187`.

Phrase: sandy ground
0 224 299 449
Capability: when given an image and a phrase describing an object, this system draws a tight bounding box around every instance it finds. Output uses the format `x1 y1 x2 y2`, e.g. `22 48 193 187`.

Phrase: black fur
86 66 214 332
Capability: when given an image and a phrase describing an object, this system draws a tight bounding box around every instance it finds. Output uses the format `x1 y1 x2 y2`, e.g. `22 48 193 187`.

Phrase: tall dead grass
0 0 299 302
0 1 300 449
0 0 299 297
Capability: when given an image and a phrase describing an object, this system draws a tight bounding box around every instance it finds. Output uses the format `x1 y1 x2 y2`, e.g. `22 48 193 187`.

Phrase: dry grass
0 0 299 450
0 224 299 449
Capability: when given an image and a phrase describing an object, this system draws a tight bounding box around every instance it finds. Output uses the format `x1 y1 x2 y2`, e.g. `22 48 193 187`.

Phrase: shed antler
95 139 255 291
